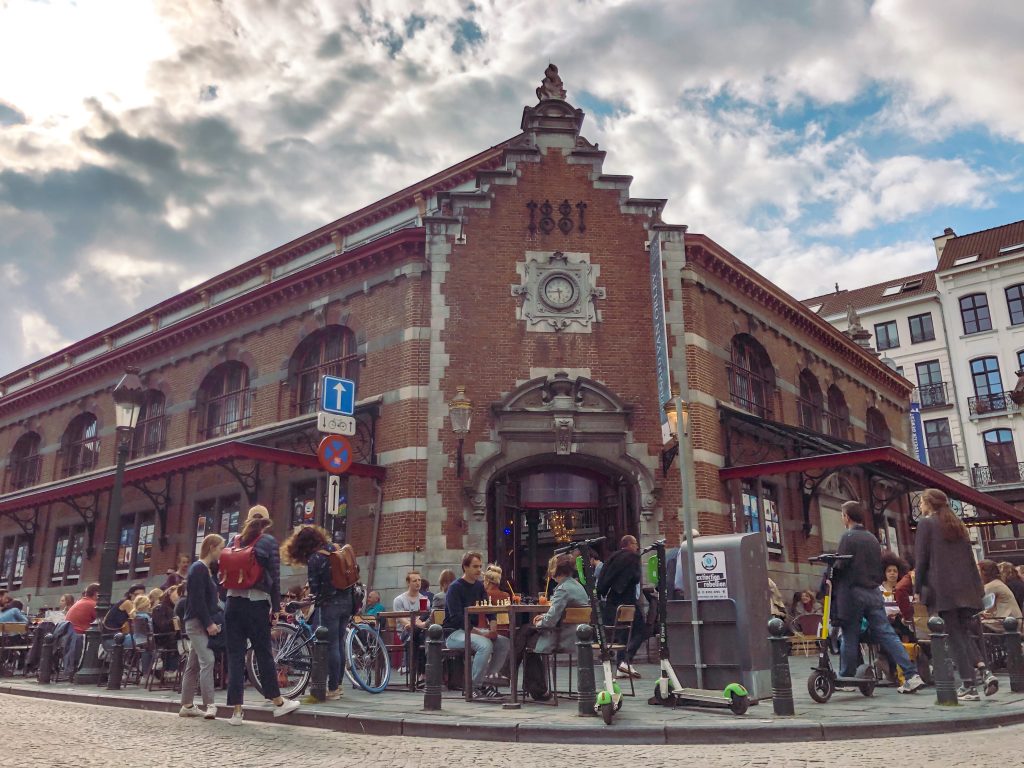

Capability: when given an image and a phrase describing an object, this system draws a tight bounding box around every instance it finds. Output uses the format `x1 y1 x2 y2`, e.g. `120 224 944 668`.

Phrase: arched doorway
488 460 637 596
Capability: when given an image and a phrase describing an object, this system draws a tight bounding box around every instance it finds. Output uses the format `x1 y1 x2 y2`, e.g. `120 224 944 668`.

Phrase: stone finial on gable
536 63 567 102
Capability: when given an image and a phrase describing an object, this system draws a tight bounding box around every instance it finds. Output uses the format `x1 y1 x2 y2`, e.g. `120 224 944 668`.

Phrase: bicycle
246 601 391 698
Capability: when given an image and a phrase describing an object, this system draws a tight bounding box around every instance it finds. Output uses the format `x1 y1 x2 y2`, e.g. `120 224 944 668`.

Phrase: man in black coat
833 501 924 693
597 535 644 678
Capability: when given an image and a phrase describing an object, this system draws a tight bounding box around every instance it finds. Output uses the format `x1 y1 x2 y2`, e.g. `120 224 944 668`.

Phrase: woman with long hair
224 505 300 724
281 525 353 701
179 533 224 719
915 488 997 701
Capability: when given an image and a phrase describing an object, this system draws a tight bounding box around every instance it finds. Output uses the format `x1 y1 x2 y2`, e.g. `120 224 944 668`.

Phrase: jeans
180 619 217 707
445 630 510 687
62 630 84 676
225 597 278 705
839 586 914 679
939 607 982 686
316 590 353 692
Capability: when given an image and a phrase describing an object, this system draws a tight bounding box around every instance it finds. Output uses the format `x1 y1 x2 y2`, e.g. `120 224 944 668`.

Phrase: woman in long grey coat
914 488 996 700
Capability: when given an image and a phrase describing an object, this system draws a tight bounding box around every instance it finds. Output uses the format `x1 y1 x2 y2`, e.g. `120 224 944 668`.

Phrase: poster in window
763 497 781 547
741 491 760 533
303 500 315 524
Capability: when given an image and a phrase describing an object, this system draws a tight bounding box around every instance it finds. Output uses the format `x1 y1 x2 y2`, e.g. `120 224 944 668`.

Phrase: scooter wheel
807 670 834 703
600 701 614 725
859 679 876 697
728 693 750 715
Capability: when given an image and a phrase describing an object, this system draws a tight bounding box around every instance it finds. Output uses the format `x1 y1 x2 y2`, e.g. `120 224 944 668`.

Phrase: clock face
541 273 577 309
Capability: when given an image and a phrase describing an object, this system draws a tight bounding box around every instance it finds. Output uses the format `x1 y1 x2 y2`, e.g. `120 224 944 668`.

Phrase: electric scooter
643 539 750 715
806 553 879 702
554 535 623 725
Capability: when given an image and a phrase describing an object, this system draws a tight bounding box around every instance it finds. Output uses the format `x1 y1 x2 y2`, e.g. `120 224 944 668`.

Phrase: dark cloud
0 102 26 126
199 85 219 102
316 31 343 59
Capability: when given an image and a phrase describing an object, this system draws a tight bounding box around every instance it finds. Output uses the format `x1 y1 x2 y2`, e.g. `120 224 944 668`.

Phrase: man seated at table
393 570 430 677
443 551 509 700
514 553 589 700
58 583 100 675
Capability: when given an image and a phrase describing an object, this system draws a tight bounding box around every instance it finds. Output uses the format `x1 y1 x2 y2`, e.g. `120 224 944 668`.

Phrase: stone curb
4 684 1024 744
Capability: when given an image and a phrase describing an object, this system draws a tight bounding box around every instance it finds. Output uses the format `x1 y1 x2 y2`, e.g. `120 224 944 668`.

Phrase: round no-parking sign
318 435 353 474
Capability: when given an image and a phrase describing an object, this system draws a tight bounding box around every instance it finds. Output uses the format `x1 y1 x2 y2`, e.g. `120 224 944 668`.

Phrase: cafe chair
146 629 184 692
430 609 473 692
603 604 637 696
788 614 822 657
0 623 31 676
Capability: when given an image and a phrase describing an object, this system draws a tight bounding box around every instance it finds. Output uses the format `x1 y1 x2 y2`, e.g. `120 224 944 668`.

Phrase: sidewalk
4 662 1024 744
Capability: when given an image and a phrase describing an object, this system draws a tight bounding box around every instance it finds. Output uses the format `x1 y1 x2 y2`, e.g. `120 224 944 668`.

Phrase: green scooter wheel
600 701 614 725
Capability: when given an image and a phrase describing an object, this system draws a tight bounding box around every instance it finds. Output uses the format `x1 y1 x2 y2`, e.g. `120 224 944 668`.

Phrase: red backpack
219 540 264 589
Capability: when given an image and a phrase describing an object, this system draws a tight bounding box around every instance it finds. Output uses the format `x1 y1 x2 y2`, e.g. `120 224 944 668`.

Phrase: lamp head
449 385 472 436
112 367 145 431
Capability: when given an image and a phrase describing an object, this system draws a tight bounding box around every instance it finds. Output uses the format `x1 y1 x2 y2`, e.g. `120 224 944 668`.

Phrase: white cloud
86 251 182 304
20 311 70 359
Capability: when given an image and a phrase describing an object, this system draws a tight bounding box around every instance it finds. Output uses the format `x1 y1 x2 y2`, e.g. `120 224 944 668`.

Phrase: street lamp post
74 368 145 685
448 386 472 477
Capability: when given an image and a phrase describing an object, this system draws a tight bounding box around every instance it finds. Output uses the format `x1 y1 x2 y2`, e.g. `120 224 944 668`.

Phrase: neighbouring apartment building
806 220 1024 562
1 67 1016 610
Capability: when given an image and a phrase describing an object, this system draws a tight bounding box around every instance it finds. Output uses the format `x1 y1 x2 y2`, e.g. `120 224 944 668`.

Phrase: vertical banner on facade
909 401 926 463
649 234 672 443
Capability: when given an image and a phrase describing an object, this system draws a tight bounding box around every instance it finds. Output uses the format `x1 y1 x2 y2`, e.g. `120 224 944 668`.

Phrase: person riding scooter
832 501 924 694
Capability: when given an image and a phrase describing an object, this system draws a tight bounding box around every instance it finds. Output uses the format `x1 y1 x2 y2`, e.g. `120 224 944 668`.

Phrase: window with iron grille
51 525 86 585
873 321 899 350
865 407 890 446
61 413 100 477
960 293 992 335
291 326 360 415
825 385 850 438
798 369 823 432
131 390 167 458
728 334 774 418
197 362 250 439
116 512 155 578
194 495 241 557
908 313 935 343
1007 284 1024 326
6 431 41 491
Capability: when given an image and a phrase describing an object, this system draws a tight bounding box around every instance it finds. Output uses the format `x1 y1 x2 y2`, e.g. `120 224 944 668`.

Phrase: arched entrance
489 460 637 596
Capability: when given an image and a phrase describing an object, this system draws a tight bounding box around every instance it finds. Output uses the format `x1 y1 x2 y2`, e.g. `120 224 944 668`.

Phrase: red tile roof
802 271 936 317
938 219 1024 271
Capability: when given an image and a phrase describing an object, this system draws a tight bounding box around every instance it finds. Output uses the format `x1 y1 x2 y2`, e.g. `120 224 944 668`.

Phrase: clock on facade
540 273 578 310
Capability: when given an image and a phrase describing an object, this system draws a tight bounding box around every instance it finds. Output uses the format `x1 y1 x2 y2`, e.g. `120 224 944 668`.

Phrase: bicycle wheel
247 623 312 699
346 623 391 693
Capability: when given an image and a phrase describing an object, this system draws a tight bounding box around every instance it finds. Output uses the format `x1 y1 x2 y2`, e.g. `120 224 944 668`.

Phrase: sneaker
273 698 301 718
326 688 343 701
980 669 999 697
227 710 244 726
617 662 641 679
178 705 199 718
201 707 217 720
472 685 503 700
898 674 925 694
957 686 981 702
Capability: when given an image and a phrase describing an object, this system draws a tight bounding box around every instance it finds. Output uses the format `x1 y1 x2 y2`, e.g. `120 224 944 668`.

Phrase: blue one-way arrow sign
321 376 355 416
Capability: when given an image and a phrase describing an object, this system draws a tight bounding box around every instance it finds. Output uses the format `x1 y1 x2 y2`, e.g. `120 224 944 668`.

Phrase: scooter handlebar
553 536 606 555
809 554 853 564
639 539 667 555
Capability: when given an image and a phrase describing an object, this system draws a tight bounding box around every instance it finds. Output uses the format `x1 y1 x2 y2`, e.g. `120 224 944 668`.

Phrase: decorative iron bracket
662 440 679 477
868 472 908 525
800 468 835 538
130 474 174 550
64 493 101 559
0 510 39 567
218 458 261 506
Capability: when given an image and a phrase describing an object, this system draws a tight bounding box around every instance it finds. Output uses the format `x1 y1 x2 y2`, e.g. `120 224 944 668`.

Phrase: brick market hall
0 67 1017 607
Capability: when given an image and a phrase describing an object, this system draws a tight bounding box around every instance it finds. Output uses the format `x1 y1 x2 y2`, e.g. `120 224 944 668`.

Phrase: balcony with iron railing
726 364 774 420
972 462 1024 488
797 397 823 432
3 454 41 493
915 382 950 410
131 415 170 459
968 392 1021 416
59 441 101 478
926 444 960 471
823 411 851 440
198 388 254 440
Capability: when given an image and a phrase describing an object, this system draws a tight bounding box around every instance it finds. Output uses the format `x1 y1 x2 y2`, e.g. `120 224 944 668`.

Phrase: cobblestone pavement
5 693 1023 768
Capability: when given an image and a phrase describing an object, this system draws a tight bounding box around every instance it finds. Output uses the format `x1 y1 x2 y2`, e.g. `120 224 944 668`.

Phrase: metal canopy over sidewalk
719 446 1021 525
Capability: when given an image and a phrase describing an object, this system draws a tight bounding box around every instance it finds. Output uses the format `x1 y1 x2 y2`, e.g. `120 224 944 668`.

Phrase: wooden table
375 609 428 691
463 603 549 707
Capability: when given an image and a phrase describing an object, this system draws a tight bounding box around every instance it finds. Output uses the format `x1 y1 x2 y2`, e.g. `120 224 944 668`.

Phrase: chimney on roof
933 227 957 262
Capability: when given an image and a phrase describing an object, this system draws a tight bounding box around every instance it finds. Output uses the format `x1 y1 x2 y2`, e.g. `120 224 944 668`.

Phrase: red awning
719 446 1021 523
0 440 385 516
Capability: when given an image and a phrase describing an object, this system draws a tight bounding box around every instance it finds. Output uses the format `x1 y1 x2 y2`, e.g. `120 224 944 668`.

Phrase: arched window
131 390 167 458
865 407 890 447
61 414 99 477
728 334 774 419
977 429 1021 486
969 356 1006 414
290 326 360 415
6 432 41 491
196 362 250 439
825 385 850 439
797 370 823 432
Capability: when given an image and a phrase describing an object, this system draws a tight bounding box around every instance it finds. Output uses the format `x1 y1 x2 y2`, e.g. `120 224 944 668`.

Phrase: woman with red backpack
221 505 300 724
281 525 355 701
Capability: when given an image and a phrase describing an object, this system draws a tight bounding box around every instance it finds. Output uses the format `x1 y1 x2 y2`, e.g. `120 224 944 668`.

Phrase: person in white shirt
393 571 429 678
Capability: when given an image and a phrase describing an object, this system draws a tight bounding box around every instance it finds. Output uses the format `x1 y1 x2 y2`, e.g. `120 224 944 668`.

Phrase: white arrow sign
317 411 356 436
327 475 341 517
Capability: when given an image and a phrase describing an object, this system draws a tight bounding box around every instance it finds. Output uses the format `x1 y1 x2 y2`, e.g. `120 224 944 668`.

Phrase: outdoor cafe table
463 603 549 708
375 609 426 691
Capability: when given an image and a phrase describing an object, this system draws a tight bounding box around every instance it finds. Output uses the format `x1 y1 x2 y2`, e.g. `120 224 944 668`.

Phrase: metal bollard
423 624 443 711
309 626 330 702
37 633 55 684
926 617 958 706
768 618 794 716
106 633 125 691
576 624 597 717
1004 616 1024 693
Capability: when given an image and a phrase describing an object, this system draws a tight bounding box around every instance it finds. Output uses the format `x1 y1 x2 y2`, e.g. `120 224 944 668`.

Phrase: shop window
196 362 251 439
290 326 360 415
291 480 319 528
194 495 241 557
0 536 29 589
6 431 41 492
60 413 100 477
51 525 86 585
116 512 155 578
740 481 783 552
960 293 992 335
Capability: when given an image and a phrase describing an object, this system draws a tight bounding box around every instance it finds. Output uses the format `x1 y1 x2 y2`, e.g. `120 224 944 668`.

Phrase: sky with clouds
1 0 1023 378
